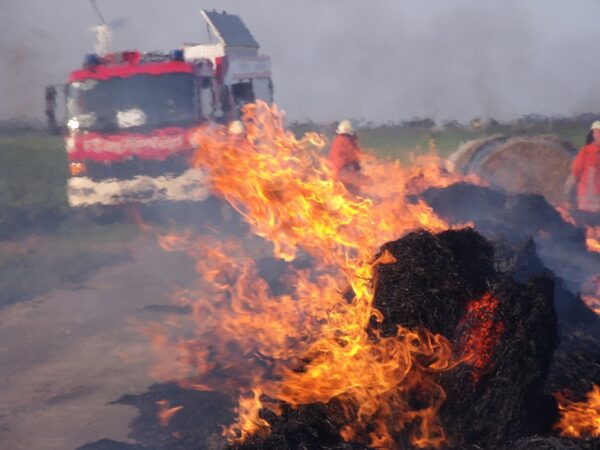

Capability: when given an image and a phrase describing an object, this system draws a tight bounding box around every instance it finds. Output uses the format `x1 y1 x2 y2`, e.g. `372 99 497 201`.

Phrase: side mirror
45 86 59 134
45 85 65 135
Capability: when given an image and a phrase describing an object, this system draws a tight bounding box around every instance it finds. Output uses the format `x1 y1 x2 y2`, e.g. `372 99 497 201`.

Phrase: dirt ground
0 235 201 450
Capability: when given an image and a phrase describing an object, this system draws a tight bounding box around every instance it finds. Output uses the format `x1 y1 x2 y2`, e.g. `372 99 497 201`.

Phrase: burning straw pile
235 227 567 449
374 228 559 448
136 103 600 450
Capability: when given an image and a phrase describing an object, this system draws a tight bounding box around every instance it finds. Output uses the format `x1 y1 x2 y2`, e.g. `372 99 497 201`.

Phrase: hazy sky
2 0 600 123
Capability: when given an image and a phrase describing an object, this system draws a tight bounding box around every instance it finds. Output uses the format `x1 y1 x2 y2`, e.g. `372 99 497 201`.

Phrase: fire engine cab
48 10 273 206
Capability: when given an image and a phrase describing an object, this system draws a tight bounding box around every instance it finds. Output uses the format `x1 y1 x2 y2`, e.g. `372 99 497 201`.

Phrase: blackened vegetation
78 383 234 450
547 330 600 402
374 229 497 338
420 183 600 399
229 229 595 449
373 229 560 449
420 183 583 246
234 401 370 450
511 436 600 450
419 183 600 336
81 225 600 449
419 183 600 292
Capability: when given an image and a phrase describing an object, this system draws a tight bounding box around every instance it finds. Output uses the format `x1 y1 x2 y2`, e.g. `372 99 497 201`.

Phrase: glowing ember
145 101 477 448
456 293 505 383
586 226 600 253
555 385 600 438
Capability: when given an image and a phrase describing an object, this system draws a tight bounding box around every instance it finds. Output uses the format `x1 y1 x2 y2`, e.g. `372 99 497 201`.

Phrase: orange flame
555 204 577 226
586 226 600 253
582 275 600 316
553 206 600 253
156 400 183 427
582 296 600 315
145 102 478 448
555 385 600 438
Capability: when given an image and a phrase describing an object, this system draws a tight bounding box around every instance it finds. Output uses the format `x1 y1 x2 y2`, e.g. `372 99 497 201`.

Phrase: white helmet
336 119 354 135
228 120 245 135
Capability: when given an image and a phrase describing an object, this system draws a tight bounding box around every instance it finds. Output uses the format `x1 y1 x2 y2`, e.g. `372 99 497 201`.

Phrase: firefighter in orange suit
569 121 600 223
329 120 364 181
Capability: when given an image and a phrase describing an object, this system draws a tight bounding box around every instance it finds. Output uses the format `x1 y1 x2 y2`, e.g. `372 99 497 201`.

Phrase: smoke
2 0 600 123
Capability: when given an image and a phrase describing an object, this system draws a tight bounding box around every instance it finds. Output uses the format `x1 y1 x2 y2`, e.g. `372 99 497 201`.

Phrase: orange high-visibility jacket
572 143 600 212
329 134 363 178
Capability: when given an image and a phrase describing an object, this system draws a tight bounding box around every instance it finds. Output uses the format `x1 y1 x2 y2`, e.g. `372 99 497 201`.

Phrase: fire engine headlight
67 118 80 130
69 162 87 176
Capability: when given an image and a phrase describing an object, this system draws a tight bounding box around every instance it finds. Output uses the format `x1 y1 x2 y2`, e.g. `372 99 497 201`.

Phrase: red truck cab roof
68 51 194 82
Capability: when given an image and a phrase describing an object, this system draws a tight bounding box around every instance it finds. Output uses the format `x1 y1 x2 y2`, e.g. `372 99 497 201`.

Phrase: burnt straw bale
373 228 560 449
492 236 599 332
419 182 600 329
420 183 585 247
374 228 496 337
232 229 564 449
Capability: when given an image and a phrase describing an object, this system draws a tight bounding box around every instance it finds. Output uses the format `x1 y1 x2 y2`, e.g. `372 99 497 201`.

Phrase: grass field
0 131 68 237
290 120 590 161
0 120 591 307
0 122 590 227
0 131 137 308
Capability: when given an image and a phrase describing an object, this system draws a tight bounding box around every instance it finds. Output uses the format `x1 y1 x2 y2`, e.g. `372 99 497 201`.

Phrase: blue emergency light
169 49 184 61
83 53 100 67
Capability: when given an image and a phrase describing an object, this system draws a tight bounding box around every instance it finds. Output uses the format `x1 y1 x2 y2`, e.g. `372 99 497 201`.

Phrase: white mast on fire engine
88 0 130 54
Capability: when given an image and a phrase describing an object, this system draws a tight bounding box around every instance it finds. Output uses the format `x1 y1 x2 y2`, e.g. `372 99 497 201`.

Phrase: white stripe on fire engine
67 134 188 155
67 168 211 207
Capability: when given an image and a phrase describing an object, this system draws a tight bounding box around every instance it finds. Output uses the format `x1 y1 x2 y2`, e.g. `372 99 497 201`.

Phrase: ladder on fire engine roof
201 9 260 49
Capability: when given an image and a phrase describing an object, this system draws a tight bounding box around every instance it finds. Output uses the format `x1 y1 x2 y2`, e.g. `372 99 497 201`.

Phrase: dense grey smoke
2 0 600 123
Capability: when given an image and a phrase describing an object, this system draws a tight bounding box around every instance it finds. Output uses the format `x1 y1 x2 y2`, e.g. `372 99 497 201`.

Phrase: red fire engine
47 10 273 206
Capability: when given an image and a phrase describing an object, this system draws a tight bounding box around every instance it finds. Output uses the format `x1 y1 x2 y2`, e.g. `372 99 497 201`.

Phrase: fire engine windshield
66 73 197 132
